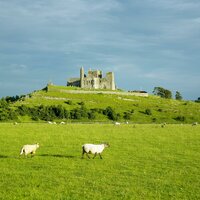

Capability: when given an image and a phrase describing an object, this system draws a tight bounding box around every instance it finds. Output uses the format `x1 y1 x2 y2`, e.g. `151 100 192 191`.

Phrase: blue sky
0 0 200 100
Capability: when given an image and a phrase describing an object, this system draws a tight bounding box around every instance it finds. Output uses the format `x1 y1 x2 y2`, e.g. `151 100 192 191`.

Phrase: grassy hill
7 84 200 124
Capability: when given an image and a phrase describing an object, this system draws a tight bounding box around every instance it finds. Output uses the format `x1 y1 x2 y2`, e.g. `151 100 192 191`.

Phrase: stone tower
106 72 115 90
110 72 115 90
80 66 84 88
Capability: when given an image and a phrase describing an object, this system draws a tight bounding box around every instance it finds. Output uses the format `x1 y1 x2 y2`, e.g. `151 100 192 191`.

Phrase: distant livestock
161 122 167 128
82 143 110 159
47 121 57 124
192 122 198 126
60 121 65 124
114 122 120 125
20 143 39 157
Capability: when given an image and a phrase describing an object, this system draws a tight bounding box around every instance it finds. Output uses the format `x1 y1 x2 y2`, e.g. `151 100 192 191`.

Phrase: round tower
80 67 84 88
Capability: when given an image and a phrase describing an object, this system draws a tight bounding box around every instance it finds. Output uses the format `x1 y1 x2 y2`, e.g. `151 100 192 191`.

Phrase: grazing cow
114 122 120 125
20 143 39 157
82 143 110 159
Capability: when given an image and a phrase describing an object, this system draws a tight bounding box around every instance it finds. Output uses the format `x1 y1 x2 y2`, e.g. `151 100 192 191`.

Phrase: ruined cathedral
67 67 116 90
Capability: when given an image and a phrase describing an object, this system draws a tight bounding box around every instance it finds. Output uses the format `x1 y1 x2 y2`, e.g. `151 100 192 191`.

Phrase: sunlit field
0 123 199 199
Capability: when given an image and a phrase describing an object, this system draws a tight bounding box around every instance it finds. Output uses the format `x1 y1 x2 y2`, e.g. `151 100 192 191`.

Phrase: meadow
0 123 199 200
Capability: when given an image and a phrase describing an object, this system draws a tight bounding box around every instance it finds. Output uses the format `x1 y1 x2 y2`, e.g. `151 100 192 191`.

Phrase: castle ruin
67 67 116 90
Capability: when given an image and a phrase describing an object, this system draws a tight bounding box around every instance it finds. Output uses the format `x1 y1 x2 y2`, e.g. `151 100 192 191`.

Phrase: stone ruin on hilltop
67 67 116 90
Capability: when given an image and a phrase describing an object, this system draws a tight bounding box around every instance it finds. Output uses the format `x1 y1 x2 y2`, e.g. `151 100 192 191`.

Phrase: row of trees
0 100 133 121
153 87 182 100
2 95 28 103
17 105 132 121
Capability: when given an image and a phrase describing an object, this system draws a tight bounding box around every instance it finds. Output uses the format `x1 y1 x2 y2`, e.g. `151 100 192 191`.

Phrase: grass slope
0 123 200 199
13 85 200 123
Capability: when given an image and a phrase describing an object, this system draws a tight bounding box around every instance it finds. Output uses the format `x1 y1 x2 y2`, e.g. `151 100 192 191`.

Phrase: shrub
174 116 185 122
88 111 96 120
152 118 157 122
123 112 132 120
103 106 120 121
0 98 9 109
78 101 85 106
73 109 82 119
17 105 29 116
32 116 39 121
0 109 18 121
65 100 73 105
145 109 152 115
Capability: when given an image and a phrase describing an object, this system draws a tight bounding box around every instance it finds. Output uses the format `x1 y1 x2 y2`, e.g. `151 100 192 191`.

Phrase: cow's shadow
0 154 76 159
0 155 20 159
39 154 76 159
0 155 9 159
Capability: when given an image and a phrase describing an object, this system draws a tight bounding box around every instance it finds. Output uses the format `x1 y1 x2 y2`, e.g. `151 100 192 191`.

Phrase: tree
175 91 182 100
123 111 132 120
103 106 120 121
165 89 172 99
0 98 9 109
88 111 96 120
145 108 152 115
153 87 172 99
195 97 200 103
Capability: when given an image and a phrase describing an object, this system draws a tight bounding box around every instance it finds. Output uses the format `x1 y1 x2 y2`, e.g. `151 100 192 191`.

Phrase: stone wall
59 89 149 97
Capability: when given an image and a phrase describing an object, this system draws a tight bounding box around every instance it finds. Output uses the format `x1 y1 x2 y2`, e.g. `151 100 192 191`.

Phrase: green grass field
0 123 200 199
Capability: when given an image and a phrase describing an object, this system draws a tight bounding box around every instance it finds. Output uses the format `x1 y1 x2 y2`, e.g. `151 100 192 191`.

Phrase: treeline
0 98 132 121
16 105 132 121
0 95 31 121
2 95 28 103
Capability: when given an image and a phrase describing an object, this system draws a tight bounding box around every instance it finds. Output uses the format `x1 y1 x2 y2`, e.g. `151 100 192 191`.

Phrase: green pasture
0 123 200 199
